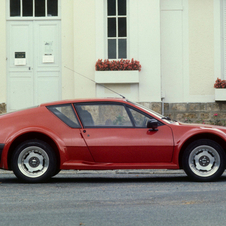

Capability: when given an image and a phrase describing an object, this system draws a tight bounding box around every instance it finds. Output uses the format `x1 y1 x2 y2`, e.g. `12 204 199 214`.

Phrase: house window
10 0 58 17
107 0 127 59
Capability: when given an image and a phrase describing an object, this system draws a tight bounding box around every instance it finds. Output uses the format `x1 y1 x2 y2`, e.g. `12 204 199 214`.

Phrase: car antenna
64 66 126 99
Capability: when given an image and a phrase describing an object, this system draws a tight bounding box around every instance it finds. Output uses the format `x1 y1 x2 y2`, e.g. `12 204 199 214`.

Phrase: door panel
36 77 60 104
8 22 33 72
8 21 34 111
81 125 174 163
34 22 60 68
9 79 33 110
7 20 61 112
34 21 61 104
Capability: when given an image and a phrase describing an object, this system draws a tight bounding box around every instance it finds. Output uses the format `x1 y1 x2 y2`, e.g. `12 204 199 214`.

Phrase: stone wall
140 102 226 126
0 103 6 114
1 101 226 126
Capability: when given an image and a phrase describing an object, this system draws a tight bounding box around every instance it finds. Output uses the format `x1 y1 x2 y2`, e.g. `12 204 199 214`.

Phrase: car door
75 102 174 163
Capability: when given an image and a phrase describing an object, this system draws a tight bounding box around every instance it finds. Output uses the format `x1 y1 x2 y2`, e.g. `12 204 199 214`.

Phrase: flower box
95 71 139 84
215 89 226 101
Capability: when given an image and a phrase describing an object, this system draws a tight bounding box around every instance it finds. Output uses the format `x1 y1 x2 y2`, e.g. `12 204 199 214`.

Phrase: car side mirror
147 119 158 131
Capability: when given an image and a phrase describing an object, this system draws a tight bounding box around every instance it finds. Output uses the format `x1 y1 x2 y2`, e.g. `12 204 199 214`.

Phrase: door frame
6 0 62 111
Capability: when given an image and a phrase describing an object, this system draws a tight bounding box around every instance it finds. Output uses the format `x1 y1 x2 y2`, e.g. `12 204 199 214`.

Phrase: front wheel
182 139 226 182
11 140 57 183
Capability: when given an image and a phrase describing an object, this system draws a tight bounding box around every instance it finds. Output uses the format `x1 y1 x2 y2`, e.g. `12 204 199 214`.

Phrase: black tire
52 169 61 177
182 139 226 182
11 140 57 183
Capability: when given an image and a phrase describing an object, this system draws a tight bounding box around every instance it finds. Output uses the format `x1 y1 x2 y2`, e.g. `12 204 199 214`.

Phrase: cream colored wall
95 0 161 102
138 0 161 102
161 0 185 103
61 0 96 100
73 0 96 99
61 0 75 99
0 0 221 108
60 0 218 103
189 0 214 96
0 1 6 103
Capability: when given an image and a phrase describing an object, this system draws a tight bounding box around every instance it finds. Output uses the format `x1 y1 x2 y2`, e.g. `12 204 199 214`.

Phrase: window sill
95 71 139 84
215 89 226 101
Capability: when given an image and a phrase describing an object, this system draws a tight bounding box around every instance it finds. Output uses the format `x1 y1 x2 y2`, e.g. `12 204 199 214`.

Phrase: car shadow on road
51 175 191 183
50 175 226 184
1 173 226 184
0 174 190 184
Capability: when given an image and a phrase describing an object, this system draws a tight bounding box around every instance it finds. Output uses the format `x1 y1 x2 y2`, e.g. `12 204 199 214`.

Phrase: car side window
47 104 81 128
75 103 133 128
128 107 160 128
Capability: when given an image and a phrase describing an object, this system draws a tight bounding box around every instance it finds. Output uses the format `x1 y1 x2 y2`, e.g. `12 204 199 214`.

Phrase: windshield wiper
161 116 178 122
161 116 171 120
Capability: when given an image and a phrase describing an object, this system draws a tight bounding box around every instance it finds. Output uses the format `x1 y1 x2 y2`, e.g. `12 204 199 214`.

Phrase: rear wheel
182 139 226 182
11 140 57 183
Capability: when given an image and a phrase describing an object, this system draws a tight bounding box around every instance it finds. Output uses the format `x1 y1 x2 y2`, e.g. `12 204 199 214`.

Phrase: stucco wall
161 0 216 103
189 0 215 97
1 0 222 109
137 0 161 102
61 0 75 99
95 0 161 102
62 0 96 100
0 1 6 103
73 0 96 99
161 0 185 103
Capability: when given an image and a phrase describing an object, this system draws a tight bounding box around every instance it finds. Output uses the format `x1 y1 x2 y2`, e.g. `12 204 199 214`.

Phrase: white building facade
0 0 225 114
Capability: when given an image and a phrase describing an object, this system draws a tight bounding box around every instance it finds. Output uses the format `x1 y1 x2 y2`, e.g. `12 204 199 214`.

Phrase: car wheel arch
178 133 226 169
7 132 61 170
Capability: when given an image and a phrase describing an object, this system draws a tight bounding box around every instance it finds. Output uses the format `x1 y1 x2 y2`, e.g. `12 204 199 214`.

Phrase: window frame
74 102 163 129
7 0 61 20
106 0 128 59
126 106 164 128
47 104 81 129
74 102 134 129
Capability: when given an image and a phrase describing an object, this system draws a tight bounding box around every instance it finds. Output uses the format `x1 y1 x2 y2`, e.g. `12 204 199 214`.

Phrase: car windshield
127 100 174 124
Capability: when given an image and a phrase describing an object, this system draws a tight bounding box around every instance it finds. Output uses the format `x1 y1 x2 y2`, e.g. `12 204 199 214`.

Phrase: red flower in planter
214 78 226 88
95 59 141 71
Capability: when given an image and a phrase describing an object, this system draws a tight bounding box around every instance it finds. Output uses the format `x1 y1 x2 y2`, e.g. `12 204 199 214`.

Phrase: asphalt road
0 169 226 226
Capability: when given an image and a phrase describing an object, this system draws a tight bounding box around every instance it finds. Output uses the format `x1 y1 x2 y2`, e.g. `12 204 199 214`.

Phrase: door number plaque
14 52 26 66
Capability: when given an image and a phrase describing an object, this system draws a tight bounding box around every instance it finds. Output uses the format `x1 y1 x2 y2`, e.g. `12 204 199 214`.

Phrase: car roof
40 98 128 107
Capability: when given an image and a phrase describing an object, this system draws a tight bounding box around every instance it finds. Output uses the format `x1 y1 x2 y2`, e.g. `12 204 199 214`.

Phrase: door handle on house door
28 67 31 70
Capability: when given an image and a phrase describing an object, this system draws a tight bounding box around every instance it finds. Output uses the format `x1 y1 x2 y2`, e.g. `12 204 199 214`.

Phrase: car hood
172 122 226 135
178 122 226 129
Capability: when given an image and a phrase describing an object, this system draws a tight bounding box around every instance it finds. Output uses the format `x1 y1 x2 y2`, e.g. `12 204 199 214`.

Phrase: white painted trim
6 0 61 20
95 0 105 59
216 0 224 79
215 89 226 101
95 71 139 84
161 9 183 11
96 0 131 60
182 0 190 102
6 20 62 111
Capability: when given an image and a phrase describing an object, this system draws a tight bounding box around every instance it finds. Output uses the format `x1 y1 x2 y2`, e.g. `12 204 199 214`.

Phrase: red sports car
0 98 225 182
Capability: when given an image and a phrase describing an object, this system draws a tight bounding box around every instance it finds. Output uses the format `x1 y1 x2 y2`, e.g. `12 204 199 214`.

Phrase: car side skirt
61 161 179 170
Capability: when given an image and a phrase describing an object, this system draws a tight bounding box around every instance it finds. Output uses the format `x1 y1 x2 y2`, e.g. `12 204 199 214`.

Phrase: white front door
7 20 61 112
